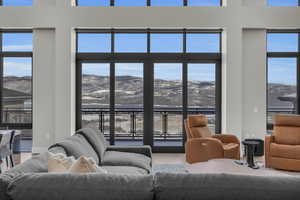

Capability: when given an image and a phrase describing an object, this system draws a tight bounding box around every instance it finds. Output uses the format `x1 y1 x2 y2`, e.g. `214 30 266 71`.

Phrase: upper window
151 0 183 6
267 33 298 52
76 0 110 6
115 0 147 6
77 33 111 52
188 0 221 6
1 0 32 6
267 0 299 6
77 0 221 6
2 33 33 52
77 30 221 53
187 33 220 53
151 34 183 52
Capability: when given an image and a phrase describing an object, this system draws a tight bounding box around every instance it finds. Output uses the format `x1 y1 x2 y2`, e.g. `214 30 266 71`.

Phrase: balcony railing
81 107 216 142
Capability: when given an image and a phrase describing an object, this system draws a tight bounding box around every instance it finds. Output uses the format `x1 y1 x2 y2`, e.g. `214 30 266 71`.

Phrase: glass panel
115 34 147 52
77 33 111 52
154 63 182 146
151 34 183 52
115 63 144 146
187 33 220 53
188 0 221 6
3 33 32 52
2 58 32 124
81 63 110 140
77 0 110 6
267 33 298 52
2 0 32 6
267 0 298 6
151 0 183 6
115 0 147 6
188 63 216 133
267 58 297 131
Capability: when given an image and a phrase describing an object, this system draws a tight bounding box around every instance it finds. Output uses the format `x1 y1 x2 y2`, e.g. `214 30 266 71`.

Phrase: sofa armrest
185 138 224 164
106 145 152 159
265 135 275 168
212 134 240 144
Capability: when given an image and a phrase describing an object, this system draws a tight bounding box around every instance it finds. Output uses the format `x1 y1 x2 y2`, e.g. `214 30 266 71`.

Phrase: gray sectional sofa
1 128 300 200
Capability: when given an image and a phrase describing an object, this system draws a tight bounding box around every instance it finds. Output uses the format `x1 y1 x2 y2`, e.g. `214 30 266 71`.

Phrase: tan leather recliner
265 114 300 171
184 115 240 164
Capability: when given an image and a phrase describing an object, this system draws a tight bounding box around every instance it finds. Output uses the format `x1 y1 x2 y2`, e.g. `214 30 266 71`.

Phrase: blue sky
267 0 299 6
2 0 32 6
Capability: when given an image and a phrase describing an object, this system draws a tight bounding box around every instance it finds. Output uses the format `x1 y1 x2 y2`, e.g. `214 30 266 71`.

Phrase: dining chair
0 131 14 173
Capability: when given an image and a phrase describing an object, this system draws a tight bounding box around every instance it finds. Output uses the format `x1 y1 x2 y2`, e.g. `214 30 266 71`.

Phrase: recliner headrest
274 114 300 127
188 115 208 128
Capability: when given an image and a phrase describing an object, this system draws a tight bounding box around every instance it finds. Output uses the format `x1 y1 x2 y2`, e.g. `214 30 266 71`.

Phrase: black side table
242 140 260 169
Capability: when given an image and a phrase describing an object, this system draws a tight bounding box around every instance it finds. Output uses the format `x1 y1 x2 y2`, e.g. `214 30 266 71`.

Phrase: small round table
242 140 260 169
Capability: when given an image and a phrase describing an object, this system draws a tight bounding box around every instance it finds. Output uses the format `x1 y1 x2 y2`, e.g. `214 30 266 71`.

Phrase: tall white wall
0 0 299 152
242 29 267 140
32 29 56 152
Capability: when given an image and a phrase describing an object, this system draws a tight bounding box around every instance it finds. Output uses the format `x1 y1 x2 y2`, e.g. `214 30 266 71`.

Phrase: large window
267 31 300 131
77 29 221 152
0 31 32 129
76 0 221 6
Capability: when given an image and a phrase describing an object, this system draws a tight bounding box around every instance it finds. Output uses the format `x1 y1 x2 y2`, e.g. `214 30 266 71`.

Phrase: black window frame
76 29 222 153
266 30 300 131
0 30 33 129
75 0 222 7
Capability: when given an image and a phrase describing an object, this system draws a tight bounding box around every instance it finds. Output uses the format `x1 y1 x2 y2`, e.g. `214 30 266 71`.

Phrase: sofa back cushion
274 114 300 145
154 173 300 200
49 134 99 164
7 173 153 200
76 128 108 161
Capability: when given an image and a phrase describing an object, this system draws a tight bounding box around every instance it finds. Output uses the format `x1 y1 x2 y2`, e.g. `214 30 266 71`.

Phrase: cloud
3 45 32 51
3 61 31 77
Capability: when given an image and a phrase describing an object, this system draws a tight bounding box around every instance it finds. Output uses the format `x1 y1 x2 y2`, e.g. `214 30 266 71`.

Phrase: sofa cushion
0 174 14 200
270 143 300 160
7 152 48 174
7 173 154 200
103 166 148 175
154 173 300 200
102 151 151 173
49 134 99 164
76 128 108 161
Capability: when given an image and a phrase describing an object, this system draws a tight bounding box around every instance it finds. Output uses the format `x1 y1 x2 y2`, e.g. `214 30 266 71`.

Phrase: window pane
267 0 298 6
187 33 220 52
3 33 32 52
151 0 183 6
267 33 298 52
188 0 221 6
188 63 216 132
2 0 32 6
2 58 32 124
81 63 110 139
115 34 147 52
77 33 111 52
115 0 147 6
267 58 297 131
151 34 183 52
77 0 110 6
115 63 144 146
154 63 182 147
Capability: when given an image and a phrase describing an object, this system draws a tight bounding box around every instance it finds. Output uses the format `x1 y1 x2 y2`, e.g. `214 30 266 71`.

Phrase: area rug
152 164 188 174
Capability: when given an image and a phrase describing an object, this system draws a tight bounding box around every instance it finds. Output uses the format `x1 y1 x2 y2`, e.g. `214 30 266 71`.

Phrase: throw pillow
68 156 107 173
48 152 75 172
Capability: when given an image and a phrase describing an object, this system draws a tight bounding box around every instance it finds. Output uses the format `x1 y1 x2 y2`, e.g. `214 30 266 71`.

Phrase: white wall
0 0 299 152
